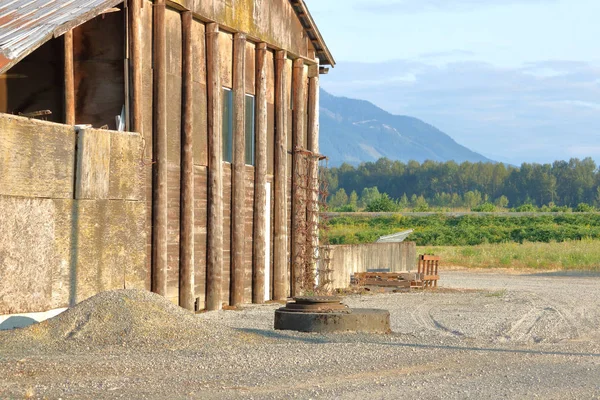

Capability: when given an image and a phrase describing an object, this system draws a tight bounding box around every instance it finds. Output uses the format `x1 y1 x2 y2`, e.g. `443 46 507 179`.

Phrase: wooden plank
231 32 246 307
193 165 208 309
108 131 144 201
206 23 223 311
179 11 195 311
51 199 147 309
252 42 268 304
361 280 411 288
164 9 183 305
191 20 208 166
0 115 76 199
244 164 255 302
355 272 415 280
245 41 256 95
64 29 75 125
273 50 289 301
75 129 111 200
152 0 168 296
219 31 233 88
0 197 54 314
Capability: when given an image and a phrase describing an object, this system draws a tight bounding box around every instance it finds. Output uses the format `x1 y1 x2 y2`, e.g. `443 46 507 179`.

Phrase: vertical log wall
133 0 320 308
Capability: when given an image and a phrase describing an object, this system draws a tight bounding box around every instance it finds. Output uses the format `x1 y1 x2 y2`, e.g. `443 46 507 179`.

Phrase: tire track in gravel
410 302 465 337
501 291 581 343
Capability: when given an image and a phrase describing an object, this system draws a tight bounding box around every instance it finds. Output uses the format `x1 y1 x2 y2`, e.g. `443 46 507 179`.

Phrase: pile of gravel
0 289 228 350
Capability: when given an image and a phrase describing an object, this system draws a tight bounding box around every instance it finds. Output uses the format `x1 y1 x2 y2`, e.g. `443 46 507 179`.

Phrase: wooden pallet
411 255 440 289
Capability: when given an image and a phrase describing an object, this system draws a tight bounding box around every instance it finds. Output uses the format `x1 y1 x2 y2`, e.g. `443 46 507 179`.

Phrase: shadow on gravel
0 316 38 331
521 271 600 278
378 340 600 358
235 328 331 344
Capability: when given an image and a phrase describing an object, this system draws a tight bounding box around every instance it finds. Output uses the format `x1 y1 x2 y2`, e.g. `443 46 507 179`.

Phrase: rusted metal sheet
0 0 123 74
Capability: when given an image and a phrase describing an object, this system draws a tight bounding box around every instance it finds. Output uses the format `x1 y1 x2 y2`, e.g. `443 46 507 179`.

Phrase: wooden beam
308 71 320 155
273 50 289 301
206 23 223 311
179 10 195 311
231 32 246 307
307 73 320 287
129 0 143 134
64 30 75 125
152 0 168 296
291 58 307 296
252 42 268 304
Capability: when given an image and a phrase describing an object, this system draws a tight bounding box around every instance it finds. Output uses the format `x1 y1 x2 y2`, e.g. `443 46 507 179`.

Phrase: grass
418 239 600 271
326 214 600 246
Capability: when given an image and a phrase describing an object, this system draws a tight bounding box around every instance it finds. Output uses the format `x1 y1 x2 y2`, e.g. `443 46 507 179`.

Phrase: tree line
324 157 600 212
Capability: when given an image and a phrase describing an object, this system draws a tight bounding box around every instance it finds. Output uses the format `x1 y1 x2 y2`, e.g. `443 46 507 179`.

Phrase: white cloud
356 0 558 14
321 58 600 164
567 146 600 157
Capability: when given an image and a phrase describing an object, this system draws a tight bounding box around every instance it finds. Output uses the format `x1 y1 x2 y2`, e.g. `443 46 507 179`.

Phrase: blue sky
306 0 600 165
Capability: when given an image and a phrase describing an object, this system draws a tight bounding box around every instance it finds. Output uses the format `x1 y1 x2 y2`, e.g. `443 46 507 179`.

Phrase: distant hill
319 90 493 166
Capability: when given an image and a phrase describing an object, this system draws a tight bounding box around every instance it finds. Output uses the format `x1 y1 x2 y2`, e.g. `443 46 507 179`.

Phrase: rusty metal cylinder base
274 308 391 334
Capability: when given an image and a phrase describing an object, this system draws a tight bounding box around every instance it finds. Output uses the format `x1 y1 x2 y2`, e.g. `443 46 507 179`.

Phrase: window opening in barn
0 8 126 127
222 88 233 162
0 38 65 123
245 94 255 165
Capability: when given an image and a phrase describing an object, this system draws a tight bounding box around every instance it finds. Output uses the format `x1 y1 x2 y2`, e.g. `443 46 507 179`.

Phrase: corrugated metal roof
0 0 122 74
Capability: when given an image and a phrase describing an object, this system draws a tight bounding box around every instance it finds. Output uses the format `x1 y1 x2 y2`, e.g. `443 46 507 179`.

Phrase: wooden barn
0 0 334 312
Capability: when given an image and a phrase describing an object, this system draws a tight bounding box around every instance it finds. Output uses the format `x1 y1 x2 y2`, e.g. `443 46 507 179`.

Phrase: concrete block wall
328 242 417 290
0 114 147 315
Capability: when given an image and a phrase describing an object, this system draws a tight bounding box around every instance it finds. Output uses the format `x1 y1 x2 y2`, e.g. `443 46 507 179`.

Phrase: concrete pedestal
274 308 390 333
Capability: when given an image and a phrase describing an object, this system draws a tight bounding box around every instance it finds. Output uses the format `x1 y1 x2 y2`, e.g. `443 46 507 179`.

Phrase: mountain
319 90 493 166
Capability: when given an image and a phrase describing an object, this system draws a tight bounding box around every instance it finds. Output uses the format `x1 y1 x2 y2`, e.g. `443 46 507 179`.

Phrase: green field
418 240 600 271
327 213 600 246
326 213 600 271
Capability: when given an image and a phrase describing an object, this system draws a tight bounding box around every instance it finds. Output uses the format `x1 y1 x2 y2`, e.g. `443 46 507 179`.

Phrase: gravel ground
2 269 600 399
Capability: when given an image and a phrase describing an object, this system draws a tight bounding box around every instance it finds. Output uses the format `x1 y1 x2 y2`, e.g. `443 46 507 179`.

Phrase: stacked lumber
352 254 441 290
353 272 417 289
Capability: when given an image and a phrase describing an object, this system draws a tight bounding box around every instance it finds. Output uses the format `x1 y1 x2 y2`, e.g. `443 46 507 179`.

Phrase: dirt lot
2 269 600 399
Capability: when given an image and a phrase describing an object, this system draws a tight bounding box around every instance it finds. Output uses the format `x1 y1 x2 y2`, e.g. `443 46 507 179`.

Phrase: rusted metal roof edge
0 0 123 75
290 0 335 67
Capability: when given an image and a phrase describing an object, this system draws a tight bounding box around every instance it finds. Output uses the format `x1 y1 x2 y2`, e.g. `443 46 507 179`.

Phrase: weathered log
151 0 168 296
129 0 143 134
307 72 320 287
273 50 289 301
231 32 246 306
291 58 307 296
179 10 195 311
253 42 268 303
206 23 223 311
